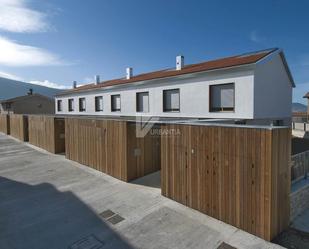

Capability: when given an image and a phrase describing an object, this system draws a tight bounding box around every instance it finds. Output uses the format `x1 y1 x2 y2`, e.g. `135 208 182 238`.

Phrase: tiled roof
57 48 278 96
292 112 307 116
0 93 52 103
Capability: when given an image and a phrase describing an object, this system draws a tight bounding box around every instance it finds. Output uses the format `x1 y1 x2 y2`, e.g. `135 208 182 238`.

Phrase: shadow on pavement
0 176 134 249
272 227 309 249
130 171 161 189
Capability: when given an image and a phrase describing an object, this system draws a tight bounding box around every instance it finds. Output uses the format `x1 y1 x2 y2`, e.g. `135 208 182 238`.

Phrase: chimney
73 81 77 89
176 55 184 70
94 75 100 85
126 67 133 80
27 88 33 95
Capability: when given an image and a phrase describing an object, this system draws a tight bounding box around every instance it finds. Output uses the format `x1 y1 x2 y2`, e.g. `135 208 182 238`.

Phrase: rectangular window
57 100 62 112
136 92 149 113
95 96 103 112
68 98 74 112
210 83 235 112
79 97 86 112
163 89 180 112
111 94 121 112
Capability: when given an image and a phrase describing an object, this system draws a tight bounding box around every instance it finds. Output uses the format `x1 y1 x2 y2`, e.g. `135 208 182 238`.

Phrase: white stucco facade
254 53 293 119
55 51 293 120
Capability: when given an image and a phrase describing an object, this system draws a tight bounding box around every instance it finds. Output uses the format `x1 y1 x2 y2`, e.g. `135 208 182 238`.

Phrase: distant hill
0 77 62 100
292 102 307 112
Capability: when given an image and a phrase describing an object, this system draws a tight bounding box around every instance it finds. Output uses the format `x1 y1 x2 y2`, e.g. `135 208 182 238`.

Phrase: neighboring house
55 48 294 123
303 93 309 115
292 112 307 123
0 91 55 114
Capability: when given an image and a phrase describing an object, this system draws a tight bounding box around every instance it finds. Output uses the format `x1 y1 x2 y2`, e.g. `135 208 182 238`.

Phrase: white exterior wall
55 67 255 119
253 53 293 119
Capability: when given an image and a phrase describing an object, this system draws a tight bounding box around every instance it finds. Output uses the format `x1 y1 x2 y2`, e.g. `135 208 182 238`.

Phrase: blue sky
0 0 308 104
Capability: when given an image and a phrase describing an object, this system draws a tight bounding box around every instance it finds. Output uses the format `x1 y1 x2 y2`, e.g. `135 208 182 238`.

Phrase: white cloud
0 71 23 81
0 36 66 66
0 0 49 33
0 70 68 89
29 80 68 89
249 30 266 43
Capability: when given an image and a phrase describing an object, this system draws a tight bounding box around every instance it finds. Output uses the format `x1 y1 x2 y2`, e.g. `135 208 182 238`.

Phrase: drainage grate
99 209 115 219
68 234 104 249
107 214 125 225
99 209 125 225
217 242 237 249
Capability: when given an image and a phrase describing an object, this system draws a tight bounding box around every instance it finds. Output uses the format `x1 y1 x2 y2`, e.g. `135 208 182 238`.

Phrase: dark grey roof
0 93 53 104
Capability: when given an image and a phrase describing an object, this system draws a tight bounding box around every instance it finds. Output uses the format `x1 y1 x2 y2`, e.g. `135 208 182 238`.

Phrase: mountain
292 102 307 112
0 77 62 100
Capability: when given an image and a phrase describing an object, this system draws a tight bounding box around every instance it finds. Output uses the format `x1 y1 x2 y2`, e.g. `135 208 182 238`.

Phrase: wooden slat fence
0 114 10 134
9 114 28 141
28 115 65 153
161 124 291 241
291 151 309 182
65 118 160 182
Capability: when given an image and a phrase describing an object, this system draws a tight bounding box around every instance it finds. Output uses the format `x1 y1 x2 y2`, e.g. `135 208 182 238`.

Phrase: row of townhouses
55 48 294 123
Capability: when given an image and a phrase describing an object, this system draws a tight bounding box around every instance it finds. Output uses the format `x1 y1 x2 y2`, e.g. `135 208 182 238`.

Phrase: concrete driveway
0 134 284 249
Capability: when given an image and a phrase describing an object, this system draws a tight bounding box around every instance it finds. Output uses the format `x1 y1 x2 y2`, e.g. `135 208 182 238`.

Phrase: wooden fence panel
161 124 189 205
161 124 291 241
65 118 160 182
28 115 65 153
0 114 10 134
9 114 28 141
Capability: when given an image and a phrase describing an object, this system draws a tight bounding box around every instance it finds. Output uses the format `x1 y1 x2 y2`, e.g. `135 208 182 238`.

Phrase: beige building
0 93 55 114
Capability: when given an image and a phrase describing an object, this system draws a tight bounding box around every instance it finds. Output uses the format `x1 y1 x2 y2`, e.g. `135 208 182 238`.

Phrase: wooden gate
28 115 65 153
9 114 28 141
161 124 291 241
0 114 10 134
65 117 161 182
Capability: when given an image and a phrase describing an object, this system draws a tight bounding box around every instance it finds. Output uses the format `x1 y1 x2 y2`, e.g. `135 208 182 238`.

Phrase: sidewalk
0 133 284 249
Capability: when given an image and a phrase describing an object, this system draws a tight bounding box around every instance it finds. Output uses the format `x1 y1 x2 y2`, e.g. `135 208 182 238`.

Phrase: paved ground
273 205 309 249
272 228 309 249
0 133 284 249
292 208 309 232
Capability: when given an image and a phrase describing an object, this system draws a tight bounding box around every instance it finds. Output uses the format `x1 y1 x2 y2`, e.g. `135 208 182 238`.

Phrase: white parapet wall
291 122 309 138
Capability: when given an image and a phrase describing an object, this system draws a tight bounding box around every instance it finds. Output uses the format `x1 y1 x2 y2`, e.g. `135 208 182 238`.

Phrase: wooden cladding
28 115 65 154
161 124 291 241
65 118 160 182
127 122 161 180
9 114 29 141
0 114 10 134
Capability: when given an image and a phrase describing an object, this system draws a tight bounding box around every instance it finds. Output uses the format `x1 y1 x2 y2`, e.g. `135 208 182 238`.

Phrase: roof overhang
56 63 255 97
256 49 295 88
279 51 295 88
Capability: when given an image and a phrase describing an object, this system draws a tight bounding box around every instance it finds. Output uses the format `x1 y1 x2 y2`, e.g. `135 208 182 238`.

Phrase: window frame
163 88 180 112
57 99 63 112
111 94 121 112
79 97 86 112
136 91 149 113
95 96 103 112
68 98 74 112
209 83 235 112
